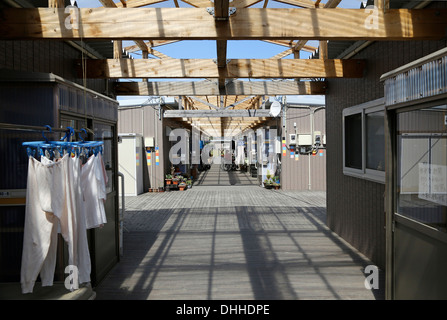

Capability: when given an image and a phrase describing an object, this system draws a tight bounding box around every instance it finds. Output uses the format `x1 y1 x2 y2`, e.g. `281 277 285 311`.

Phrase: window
343 98 385 183
397 105 447 232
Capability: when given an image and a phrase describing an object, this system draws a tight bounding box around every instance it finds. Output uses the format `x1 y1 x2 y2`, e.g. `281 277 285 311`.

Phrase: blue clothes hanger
23 126 104 158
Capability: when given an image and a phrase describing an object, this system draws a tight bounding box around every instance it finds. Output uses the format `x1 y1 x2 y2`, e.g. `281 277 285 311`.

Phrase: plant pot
165 179 172 185
173 179 179 185
264 184 273 189
273 185 280 190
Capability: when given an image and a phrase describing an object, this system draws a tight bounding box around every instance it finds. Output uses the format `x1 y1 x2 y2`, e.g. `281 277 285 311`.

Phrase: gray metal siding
118 106 165 190
0 40 113 96
282 107 326 191
326 1 447 269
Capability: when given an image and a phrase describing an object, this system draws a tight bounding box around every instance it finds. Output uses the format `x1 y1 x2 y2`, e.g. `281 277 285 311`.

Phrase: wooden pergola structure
2 0 446 136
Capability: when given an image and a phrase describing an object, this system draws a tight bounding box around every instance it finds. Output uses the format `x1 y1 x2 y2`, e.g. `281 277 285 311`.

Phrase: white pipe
117 171 125 257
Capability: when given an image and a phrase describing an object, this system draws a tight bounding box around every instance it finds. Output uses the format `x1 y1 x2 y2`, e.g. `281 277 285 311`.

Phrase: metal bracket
212 59 231 65
206 7 236 19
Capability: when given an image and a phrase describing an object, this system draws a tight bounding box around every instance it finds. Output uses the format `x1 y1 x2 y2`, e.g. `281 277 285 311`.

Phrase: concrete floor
93 164 384 300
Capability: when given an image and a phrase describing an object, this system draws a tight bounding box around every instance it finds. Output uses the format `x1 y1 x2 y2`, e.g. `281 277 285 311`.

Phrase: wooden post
113 41 123 59
48 0 64 7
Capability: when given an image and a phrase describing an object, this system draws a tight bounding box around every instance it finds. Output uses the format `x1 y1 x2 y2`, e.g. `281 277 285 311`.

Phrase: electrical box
297 134 312 146
314 131 322 146
322 134 326 145
275 136 281 154
145 137 155 148
289 133 297 145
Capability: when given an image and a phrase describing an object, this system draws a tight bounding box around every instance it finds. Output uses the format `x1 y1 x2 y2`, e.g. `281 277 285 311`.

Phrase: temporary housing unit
325 0 447 299
0 72 120 289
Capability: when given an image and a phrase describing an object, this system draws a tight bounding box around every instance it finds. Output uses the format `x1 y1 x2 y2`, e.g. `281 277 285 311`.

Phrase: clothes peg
78 128 87 142
42 125 52 144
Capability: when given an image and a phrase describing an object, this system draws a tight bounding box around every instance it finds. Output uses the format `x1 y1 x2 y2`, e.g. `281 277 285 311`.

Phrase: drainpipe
117 171 125 257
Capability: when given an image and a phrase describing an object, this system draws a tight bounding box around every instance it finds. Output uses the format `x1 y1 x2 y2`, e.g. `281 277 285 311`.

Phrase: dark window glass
366 111 385 171
345 113 362 170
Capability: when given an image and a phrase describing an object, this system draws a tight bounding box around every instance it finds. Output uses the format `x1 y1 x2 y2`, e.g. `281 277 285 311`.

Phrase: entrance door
393 104 447 299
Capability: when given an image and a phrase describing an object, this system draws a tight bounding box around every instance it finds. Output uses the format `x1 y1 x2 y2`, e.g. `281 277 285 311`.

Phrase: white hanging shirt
81 154 107 229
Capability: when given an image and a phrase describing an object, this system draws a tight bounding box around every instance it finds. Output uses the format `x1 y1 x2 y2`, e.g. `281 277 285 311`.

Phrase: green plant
264 179 273 185
165 174 173 180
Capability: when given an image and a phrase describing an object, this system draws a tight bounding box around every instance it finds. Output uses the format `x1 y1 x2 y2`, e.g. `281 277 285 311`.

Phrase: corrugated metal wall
0 40 112 96
282 106 326 191
118 105 165 190
0 79 119 283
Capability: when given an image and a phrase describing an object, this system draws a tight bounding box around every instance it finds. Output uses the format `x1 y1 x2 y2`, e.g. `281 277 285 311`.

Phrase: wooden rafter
124 40 180 52
78 58 365 79
113 80 327 96
3 8 447 41
111 0 169 7
213 0 231 94
272 0 317 8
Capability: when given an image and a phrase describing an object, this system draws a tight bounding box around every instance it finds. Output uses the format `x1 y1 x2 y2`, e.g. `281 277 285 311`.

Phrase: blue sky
75 0 366 104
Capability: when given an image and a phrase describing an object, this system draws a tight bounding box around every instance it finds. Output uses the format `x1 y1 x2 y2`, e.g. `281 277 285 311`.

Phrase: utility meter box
289 133 297 145
314 131 322 146
298 134 312 146
145 137 155 148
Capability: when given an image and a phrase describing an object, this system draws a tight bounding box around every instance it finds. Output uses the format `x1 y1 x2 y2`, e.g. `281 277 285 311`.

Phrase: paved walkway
94 165 384 300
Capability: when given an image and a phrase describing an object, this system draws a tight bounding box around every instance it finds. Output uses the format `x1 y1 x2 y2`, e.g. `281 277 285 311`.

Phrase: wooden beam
272 0 316 8
230 0 263 8
113 40 123 58
114 80 327 95
148 48 173 59
214 0 230 20
271 48 293 59
214 0 230 94
3 8 447 41
79 58 364 79
180 0 213 7
263 41 316 52
48 0 64 7
98 0 118 7
291 0 341 59
125 40 180 53
319 40 328 59
113 0 169 7
164 109 275 118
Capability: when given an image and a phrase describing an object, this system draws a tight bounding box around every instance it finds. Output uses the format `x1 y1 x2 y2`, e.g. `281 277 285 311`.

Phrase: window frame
342 98 385 184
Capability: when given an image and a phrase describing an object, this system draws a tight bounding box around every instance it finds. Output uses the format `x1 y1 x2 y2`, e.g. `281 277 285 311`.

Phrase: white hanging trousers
21 155 64 293
21 154 91 293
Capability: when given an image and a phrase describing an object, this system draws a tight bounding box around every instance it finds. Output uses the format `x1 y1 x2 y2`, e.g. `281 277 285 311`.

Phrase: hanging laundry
81 152 108 229
20 127 105 294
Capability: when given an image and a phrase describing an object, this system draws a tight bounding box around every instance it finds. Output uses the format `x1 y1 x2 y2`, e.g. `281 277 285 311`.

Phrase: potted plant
273 182 281 190
172 176 180 185
178 181 187 191
264 179 273 189
165 174 173 185
186 179 192 189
